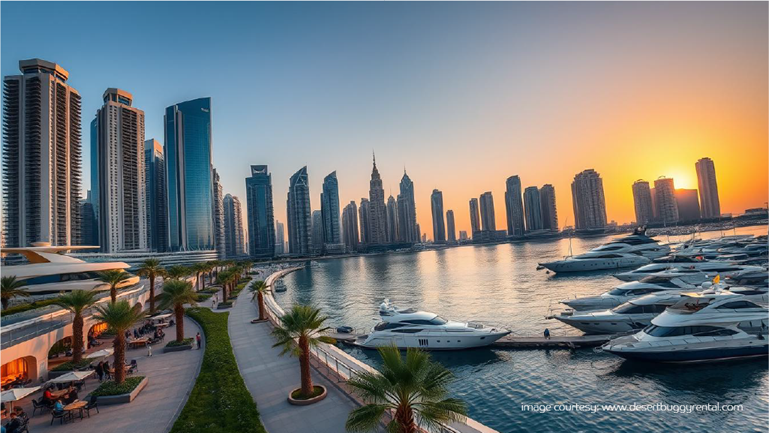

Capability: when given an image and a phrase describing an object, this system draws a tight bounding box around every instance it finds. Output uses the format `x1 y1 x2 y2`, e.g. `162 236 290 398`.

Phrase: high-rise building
386 195 399 243
165 97 214 251
675 189 701 222
632 180 654 225
212 168 226 258
223 194 245 257
504 176 525 237
539 184 558 231
523 187 543 232
459 230 468 241
320 171 342 249
359 198 371 245
571 169 607 230
91 88 146 253
654 177 679 225
695 157 721 218
469 198 480 236
145 139 168 252
311 210 324 254
342 201 359 253
274 220 285 255
416 224 422 243
80 191 98 246
446 210 456 243
430 189 446 243
479 192 496 232
3 59 82 247
246 165 275 258
368 154 388 244
397 170 418 243
287 166 312 255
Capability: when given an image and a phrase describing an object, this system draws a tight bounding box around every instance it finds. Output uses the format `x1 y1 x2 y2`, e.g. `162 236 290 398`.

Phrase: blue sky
3 2 766 233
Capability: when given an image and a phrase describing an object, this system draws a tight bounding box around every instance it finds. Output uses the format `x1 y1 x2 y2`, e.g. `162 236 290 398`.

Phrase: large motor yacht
553 293 683 334
559 275 696 311
614 263 765 282
602 291 769 363
354 300 510 350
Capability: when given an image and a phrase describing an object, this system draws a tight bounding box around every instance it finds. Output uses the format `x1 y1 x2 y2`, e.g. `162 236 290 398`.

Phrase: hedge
1 297 62 317
51 360 92 372
91 376 146 397
171 308 265 433
166 338 193 347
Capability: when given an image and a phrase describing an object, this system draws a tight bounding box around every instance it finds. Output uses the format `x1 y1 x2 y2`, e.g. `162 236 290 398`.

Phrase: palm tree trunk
201 274 206 292
114 334 126 384
299 336 313 397
72 314 84 363
395 405 417 433
1 298 7 310
149 274 156 313
257 292 265 321
110 286 117 303
175 304 185 342
196 273 201 291
222 284 228 303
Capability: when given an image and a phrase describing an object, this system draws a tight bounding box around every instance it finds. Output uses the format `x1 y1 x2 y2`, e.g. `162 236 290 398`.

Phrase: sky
2 1 767 239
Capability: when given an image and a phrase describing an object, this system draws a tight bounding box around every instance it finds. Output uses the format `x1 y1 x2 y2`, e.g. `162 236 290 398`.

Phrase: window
391 328 422 334
613 304 644 314
374 322 404 331
716 301 761 310
644 325 737 337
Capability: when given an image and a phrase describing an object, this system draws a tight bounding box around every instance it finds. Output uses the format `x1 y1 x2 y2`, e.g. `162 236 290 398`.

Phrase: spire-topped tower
368 151 388 244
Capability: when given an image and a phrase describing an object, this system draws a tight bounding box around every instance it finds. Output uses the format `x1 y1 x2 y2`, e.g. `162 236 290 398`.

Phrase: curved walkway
228 289 358 433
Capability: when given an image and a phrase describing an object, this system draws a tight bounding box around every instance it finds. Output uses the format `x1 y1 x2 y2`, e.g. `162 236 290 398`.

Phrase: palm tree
191 263 207 291
345 346 467 433
55 290 97 364
97 270 131 303
217 268 238 302
93 301 145 384
272 305 335 399
165 265 189 281
249 280 269 321
136 259 165 313
1 276 29 310
157 280 197 342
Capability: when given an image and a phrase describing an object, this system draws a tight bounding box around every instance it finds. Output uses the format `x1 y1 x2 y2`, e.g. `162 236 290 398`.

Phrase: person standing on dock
544 328 551 340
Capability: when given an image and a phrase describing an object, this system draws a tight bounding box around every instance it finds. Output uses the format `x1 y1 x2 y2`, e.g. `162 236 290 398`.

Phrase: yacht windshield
643 325 738 337
608 288 627 296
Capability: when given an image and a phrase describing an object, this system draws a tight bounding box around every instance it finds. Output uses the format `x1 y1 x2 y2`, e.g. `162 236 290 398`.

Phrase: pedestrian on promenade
147 344 153 357
95 361 104 382
196 332 202 349
544 328 551 340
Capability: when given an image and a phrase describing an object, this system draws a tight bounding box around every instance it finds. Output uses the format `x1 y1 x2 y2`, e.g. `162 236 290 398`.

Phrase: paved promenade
229 289 359 433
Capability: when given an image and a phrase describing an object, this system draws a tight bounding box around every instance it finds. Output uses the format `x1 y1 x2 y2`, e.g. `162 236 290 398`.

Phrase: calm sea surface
274 226 768 433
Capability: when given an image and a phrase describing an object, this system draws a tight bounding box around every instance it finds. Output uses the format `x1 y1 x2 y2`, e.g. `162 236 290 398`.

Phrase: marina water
274 226 768 433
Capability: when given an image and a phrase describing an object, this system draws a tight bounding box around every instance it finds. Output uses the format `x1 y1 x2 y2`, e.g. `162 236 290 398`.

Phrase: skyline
2 2 767 237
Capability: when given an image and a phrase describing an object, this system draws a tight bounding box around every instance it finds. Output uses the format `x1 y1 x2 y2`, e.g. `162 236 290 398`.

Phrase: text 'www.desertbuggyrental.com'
521 403 743 414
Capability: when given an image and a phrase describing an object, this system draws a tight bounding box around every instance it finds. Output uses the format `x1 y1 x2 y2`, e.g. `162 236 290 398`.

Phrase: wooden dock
492 334 616 349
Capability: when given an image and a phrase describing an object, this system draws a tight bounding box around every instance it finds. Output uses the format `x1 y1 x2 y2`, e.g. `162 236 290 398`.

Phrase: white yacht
1 244 138 299
553 293 682 334
560 276 696 311
614 263 765 282
602 291 769 362
588 230 671 259
539 252 650 273
354 300 510 350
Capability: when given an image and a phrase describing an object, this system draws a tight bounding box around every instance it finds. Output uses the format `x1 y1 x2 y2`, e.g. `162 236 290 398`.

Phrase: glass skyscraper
320 171 342 247
245 165 275 258
287 166 312 255
164 97 214 251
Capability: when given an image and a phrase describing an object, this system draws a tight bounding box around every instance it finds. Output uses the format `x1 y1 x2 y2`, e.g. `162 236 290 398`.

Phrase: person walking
544 328 551 340
147 344 153 357
95 361 104 382
196 332 202 350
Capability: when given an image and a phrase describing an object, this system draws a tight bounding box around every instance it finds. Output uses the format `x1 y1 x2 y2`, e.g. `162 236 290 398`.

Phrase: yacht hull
354 331 510 350
540 256 649 273
605 344 769 363
554 315 650 334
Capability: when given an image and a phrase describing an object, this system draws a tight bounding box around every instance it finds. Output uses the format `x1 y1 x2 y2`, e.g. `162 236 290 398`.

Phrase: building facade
359 198 371 246
287 166 312 255
430 189 446 243
80 191 98 246
632 180 654 225
539 184 558 231
469 198 480 236
654 177 679 225
675 189 701 222
695 157 721 218
523 186 543 232
145 139 168 252
164 97 214 251
571 169 607 230
223 194 245 257
397 171 418 243
246 165 275 258
446 210 456 243
504 175 525 237
479 192 496 232
386 195 399 244
212 168 225 258
91 88 147 253
368 155 388 244
342 201 359 253
320 171 342 250
311 210 324 254
3 59 82 247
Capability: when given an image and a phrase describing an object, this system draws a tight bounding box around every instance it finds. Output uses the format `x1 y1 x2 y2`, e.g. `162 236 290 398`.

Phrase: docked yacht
354 300 510 350
602 291 769 362
560 275 696 311
553 293 683 334
614 263 765 282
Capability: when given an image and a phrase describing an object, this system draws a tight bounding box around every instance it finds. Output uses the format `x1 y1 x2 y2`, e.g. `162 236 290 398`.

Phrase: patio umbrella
1 386 40 411
86 348 114 359
48 370 94 384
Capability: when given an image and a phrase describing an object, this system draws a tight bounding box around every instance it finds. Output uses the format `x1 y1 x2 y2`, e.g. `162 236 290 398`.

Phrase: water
274 226 768 433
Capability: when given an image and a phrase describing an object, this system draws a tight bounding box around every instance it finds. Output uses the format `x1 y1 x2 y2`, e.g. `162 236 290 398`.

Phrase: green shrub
172 308 265 433
91 376 146 397
51 360 92 371
1 297 62 317
199 288 220 295
197 294 212 301
166 338 193 347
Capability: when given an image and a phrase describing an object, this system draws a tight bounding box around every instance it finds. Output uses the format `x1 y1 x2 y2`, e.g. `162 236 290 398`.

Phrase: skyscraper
469 198 480 236
479 192 496 232
165 97 214 251
359 198 371 245
311 210 324 254
287 166 312 255
320 171 342 248
571 169 607 230
397 170 418 243
446 210 456 243
675 189 701 222
416 224 422 243
342 201 359 253
632 180 654 225
223 194 245 257
145 139 168 252
654 177 679 225
430 189 446 243
3 59 82 247
504 176 525 237
92 88 147 253
79 191 98 246
523 187 543 232
368 154 388 244
212 168 226 258
695 157 721 218
386 195 399 243
539 184 558 231
246 165 275 258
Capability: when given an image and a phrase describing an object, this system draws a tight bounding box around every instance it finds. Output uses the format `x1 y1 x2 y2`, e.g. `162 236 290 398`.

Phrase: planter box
96 377 149 405
216 301 235 310
163 343 193 353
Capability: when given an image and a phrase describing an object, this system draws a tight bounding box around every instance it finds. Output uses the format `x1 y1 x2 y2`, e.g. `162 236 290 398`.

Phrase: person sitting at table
43 386 55 404
133 328 140 339
53 400 64 413
64 388 78 404
4 413 22 433
13 407 28 425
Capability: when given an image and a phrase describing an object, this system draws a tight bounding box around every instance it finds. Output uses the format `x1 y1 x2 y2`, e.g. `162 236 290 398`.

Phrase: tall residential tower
246 165 275 258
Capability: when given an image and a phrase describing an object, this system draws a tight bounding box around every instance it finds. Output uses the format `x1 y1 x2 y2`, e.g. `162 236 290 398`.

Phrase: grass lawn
171 308 265 433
